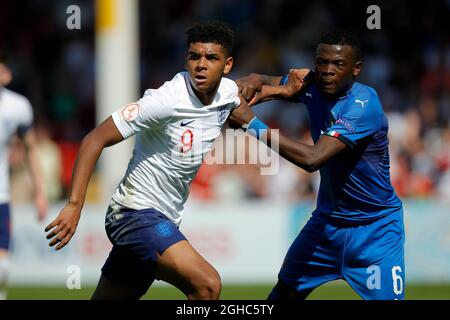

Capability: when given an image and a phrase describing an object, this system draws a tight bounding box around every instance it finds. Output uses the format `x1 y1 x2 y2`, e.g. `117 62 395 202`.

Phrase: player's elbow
302 153 322 173
80 130 106 153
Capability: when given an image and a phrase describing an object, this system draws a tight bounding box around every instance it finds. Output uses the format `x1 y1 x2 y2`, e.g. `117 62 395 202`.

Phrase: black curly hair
318 29 361 61
186 21 234 57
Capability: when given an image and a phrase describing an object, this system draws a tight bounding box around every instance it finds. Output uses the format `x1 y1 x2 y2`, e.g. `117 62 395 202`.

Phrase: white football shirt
0 87 34 203
111 72 240 226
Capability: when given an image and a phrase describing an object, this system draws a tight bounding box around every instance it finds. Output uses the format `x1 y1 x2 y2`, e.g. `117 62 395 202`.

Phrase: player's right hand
283 68 312 98
45 203 81 251
236 73 264 103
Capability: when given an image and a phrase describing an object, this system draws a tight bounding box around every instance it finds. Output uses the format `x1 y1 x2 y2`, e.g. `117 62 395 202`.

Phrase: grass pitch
6 280 450 300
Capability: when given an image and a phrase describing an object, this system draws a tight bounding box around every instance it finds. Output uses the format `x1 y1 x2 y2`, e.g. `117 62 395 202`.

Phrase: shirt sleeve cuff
323 130 356 148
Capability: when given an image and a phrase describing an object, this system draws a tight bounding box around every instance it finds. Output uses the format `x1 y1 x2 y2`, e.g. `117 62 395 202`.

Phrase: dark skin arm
229 98 346 172
45 116 124 250
266 130 346 172
236 73 283 102
236 69 311 106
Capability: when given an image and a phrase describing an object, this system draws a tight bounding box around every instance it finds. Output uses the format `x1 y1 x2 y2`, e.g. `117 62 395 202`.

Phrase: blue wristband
246 117 269 139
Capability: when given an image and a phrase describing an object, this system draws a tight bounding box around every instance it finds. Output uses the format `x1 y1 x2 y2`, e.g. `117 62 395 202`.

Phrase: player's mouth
319 80 336 89
194 74 208 86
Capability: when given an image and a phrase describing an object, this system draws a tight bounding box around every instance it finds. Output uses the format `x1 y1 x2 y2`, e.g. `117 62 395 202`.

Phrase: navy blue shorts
101 201 186 296
274 208 405 300
0 203 10 250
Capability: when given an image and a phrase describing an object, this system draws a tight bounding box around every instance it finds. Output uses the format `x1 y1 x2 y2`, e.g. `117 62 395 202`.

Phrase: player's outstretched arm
236 73 284 103
266 132 346 172
45 116 124 250
229 97 346 172
23 128 48 222
236 69 311 106
253 69 312 106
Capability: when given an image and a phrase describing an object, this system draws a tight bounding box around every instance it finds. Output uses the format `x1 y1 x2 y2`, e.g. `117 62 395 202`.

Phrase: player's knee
189 270 221 300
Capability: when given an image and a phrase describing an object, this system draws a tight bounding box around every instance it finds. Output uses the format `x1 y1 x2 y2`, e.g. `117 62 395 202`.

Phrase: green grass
6 281 450 300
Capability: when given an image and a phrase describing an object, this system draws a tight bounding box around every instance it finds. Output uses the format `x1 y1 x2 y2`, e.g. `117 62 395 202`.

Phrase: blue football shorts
101 200 186 296
274 208 405 300
0 203 10 250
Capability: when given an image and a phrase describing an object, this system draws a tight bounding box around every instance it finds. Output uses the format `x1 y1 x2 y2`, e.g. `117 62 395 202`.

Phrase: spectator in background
34 120 63 201
0 53 48 300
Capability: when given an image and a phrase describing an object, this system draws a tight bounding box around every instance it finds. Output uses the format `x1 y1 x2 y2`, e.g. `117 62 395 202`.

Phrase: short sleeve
220 77 240 109
233 95 241 108
111 86 174 139
324 97 382 148
231 82 240 108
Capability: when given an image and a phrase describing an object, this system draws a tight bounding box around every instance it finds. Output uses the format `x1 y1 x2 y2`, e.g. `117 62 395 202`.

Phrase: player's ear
223 56 233 75
353 61 362 77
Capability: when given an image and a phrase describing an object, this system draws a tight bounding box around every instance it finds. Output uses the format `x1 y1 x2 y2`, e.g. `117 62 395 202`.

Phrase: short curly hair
186 21 234 57
318 29 361 61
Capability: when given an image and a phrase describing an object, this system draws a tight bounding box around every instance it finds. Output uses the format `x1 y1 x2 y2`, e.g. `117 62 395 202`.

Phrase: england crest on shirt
217 105 227 125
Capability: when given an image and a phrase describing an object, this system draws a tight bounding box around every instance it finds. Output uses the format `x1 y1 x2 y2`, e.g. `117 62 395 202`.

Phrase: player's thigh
95 244 158 300
345 253 405 300
278 215 342 292
102 206 188 297
344 211 405 300
155 240 220 295
92 273 142 300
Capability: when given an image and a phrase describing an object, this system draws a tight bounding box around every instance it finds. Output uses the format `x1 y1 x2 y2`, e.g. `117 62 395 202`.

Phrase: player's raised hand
236 73 264 103
283 69 312 98
45 203 81 250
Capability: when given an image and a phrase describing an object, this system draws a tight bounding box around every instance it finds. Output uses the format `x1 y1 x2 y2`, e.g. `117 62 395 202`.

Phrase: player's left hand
228 95 255 129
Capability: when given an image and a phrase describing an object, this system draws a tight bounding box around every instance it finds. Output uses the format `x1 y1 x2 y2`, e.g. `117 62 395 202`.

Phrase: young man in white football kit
45 21 241 300
0 53 48 299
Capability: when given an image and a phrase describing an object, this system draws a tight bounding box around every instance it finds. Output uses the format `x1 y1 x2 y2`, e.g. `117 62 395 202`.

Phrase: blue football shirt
280 76 402 222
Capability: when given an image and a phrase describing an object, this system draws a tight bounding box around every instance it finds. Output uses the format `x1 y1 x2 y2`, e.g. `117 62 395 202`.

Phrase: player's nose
322 63 335 75
196 57 207 70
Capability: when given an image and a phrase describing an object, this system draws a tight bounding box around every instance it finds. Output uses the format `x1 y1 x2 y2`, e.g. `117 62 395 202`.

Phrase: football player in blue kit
230 29 405 300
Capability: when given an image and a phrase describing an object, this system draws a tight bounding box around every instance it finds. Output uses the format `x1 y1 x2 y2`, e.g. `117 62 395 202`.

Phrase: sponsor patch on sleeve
335 118 355 132
121 103 139 122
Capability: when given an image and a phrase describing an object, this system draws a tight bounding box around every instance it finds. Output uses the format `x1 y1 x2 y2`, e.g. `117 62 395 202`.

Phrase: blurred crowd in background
1 0 449 205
